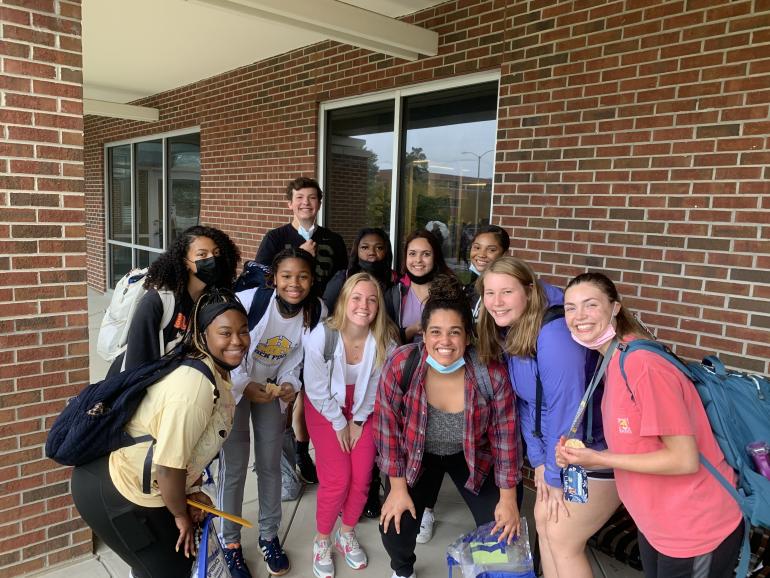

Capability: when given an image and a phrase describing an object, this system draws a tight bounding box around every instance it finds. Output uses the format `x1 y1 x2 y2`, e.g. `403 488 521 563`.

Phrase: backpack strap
698 455 752 578
141 357 216 494
533 305 565 439
399 345 421 394
247 287 274 331
323 325 339 396
616 339 693 403
616 341 753 577
157 290 176 356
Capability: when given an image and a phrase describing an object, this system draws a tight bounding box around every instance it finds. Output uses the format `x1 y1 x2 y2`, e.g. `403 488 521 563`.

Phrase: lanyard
566 338 619 439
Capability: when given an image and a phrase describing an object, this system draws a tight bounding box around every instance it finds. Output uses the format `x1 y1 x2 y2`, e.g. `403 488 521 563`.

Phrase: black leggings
638 520 743 578
380 451 501 578
71 456 193 578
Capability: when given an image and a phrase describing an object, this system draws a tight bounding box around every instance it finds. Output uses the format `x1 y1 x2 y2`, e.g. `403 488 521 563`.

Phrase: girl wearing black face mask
383 229 454 345
323 227 397 313
107 225 241 377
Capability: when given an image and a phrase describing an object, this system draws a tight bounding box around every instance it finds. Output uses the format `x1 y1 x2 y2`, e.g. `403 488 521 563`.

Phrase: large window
105 131 200 288
322 76 498 279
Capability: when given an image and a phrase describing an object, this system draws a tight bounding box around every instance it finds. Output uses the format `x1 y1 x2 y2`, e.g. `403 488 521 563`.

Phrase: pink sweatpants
304 384 376 534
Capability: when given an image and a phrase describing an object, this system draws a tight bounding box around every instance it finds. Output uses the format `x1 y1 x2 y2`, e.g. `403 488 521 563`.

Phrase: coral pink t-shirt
602 342 742 558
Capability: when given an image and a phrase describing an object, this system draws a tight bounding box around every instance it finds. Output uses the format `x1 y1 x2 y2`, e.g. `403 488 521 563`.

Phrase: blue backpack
617 340 770 577
46 353 214 493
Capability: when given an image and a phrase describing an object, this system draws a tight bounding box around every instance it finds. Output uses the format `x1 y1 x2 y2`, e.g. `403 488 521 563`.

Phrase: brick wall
0 0 90 575
85 0 770 378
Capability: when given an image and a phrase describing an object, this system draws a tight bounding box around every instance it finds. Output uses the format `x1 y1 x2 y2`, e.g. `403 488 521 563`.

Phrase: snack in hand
264 382 281 396
565 438 586 449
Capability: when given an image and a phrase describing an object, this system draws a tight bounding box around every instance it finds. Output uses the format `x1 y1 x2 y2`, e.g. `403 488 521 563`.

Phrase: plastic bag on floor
446 517 535 578
191 514 231 578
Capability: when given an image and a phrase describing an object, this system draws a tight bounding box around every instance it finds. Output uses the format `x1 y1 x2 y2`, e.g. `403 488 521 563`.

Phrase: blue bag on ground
618 340 770 577
191 514 231 578
446 517 535 578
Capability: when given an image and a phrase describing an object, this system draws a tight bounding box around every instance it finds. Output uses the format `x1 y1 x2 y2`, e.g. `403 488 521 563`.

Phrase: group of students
70 175 743 578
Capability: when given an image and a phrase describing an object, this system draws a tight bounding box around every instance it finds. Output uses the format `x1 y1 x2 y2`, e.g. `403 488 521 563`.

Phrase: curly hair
420 274 473 335
143 226 241 299
285 176 323 202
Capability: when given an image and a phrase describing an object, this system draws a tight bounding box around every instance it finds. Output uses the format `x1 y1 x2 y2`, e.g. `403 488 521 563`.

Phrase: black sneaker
259 535 290 576
296 452 318 484
223 544 253 578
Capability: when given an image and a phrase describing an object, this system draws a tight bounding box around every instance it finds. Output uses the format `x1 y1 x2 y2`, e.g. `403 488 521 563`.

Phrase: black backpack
46 353 214 493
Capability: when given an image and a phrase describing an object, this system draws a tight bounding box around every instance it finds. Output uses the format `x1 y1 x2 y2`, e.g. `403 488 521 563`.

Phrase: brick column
0 1 90 575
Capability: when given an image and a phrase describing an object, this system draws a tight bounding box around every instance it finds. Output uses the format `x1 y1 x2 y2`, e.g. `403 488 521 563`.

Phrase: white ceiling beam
84 99 160 122
186 0 438 61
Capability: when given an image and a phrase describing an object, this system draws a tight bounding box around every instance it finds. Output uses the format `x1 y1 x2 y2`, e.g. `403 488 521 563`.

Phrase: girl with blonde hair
304 272 398 578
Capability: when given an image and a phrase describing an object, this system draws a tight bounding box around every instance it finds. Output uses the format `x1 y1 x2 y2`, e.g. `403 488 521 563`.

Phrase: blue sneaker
223 544 252 578
259 535 290 576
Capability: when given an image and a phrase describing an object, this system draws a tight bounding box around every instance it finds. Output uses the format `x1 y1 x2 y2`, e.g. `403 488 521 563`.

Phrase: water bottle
746 441 770 480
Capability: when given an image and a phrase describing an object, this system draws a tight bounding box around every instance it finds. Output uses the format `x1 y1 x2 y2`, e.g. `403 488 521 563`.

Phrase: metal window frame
317 71 501 262
104 127 200 288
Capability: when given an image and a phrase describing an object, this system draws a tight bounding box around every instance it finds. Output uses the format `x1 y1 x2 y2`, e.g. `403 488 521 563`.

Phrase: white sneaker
415 508 434 544
334 528 367 570
391 572 416 578
313 538 334 578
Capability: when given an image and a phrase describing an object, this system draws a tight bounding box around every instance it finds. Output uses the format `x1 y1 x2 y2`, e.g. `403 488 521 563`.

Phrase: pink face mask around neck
570 304 619 350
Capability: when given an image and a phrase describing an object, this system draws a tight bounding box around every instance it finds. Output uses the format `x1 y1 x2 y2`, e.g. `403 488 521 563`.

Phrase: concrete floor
31 289 642 578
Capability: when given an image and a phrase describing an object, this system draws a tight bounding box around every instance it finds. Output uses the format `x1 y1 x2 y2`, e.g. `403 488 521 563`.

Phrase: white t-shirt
344 361 361 385
249 299 304 385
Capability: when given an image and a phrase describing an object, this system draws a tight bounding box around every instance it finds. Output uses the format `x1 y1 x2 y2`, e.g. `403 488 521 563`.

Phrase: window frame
318 71 501 260
103 126 200 288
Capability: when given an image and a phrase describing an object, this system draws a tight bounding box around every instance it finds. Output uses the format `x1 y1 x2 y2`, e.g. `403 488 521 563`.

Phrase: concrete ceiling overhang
83 0 442 119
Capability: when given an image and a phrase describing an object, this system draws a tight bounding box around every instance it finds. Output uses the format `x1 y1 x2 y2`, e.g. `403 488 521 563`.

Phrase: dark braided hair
182 287 247 360
143 226 241 299
420 274 473 335
271 247 320 329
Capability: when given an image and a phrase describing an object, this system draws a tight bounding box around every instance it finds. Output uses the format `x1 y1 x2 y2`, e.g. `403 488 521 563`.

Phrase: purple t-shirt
401 287 424 343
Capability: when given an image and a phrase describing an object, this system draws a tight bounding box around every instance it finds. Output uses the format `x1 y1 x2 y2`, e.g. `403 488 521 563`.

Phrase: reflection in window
108 145 131 244
135 140 163 249
325 101 394 251
168 134 201 242
106 132 200 287
401 82 498 280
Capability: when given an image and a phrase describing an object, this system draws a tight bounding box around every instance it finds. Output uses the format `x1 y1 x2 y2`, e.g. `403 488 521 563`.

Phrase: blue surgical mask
425 354 466 374
298 225 314 241
469 263 481 277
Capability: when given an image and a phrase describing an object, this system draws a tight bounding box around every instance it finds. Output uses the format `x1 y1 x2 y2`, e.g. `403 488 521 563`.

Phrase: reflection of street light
462 150 493 227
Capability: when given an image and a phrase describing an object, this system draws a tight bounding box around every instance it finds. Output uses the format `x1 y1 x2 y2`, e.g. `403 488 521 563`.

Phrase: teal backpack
618 340 770 577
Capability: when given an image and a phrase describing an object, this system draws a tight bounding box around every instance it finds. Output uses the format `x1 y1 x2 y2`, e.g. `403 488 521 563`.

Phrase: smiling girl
375 275 521 578
108 225 240 376
304 273 398 578
384 229 453 345
465 225 510 320
476 256 619 578
73 289 249 578
218 248 326 578
556 272 743 578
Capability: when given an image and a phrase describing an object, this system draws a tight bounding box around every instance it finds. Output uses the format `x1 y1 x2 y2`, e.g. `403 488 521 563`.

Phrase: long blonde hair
476 256 548 362
325 272 398 366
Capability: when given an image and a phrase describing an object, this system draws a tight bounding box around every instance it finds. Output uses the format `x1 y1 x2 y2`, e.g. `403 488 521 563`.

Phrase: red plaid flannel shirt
374 343 521 493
